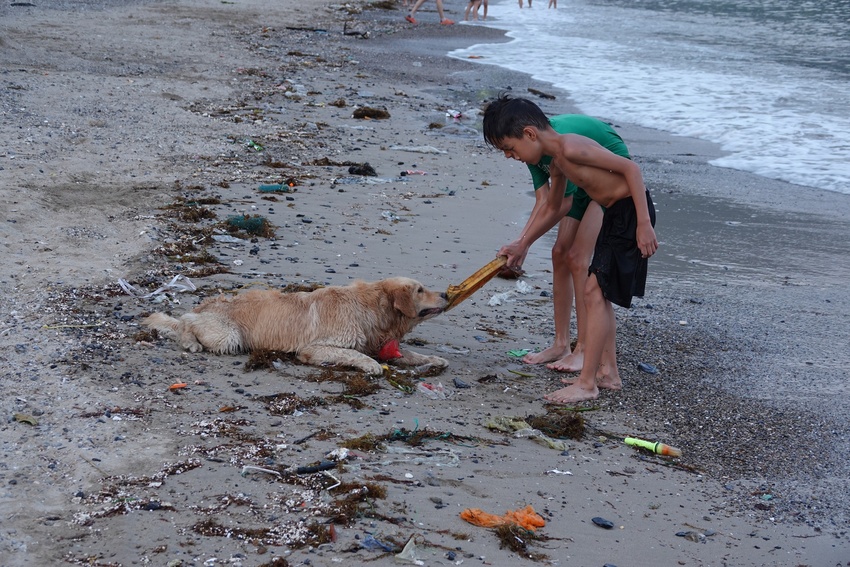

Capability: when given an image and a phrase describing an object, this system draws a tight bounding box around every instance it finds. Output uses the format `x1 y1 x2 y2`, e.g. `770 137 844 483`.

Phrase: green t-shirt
528 114 630 195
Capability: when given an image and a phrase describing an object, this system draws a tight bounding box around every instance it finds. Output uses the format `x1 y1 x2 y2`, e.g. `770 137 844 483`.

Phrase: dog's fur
143 277 449 375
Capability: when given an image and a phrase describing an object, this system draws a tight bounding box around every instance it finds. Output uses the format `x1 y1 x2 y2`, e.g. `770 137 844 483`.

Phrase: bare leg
435 0 449 21
595 307 621 390
524 217 578 364
549 203 602 372
408 0 427 19
545 274 608 403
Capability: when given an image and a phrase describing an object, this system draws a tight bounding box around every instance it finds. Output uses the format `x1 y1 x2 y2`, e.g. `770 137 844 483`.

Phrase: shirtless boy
483 94 657 403
498 113 630 374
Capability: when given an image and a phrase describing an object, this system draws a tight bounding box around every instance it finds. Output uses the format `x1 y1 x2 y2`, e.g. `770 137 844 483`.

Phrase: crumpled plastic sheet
395 536 424 565
118 274 196 303
488 279 535 306
484 416 567 451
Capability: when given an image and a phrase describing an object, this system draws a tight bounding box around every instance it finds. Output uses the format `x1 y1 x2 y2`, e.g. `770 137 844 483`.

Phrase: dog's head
383 277 447 320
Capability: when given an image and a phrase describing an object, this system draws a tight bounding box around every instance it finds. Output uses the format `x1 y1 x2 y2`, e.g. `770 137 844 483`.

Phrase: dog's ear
390 282 419 318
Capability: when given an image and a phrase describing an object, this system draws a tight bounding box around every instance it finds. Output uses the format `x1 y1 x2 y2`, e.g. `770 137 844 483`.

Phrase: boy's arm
618 157 658 258
498 179 571 270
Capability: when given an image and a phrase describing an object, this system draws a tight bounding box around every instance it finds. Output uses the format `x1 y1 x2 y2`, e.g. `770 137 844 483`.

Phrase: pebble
592 516 615 529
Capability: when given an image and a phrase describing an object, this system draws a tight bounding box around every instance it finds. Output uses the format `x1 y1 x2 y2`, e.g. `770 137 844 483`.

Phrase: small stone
592 516 615 529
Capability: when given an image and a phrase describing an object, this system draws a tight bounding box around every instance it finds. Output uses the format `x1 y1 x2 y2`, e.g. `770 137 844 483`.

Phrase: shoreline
2 0 849 565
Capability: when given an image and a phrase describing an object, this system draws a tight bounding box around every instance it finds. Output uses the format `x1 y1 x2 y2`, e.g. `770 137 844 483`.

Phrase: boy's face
495 128 542 165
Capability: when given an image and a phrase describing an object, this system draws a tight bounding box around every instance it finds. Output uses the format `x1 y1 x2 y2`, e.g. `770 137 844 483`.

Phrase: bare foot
596 373 622 390
546 351 583 373
544 383 599 403
522 344 569 365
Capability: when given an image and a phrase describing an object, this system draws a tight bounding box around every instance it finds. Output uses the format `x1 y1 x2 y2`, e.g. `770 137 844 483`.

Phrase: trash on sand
389 144 446 154
637 362 659 374
118 274 197 301
507 348 532 358
488 290 515 306
361 534 395 552
624 436 682 457
325 447 350 462
453 377 471 389
381 210 401 222
417 381 446 399
515 279 534 294
226 214 274 237
13 413 38 426
460 505 546 531
211 234 246 243
435 345 470 355
169 382 187 391
400 170 429 176
245 139 264 151
507 369 535 378
258 183 295 193
484 416 567 451
395 536 424 565
488 279 535 306
240 465 281 478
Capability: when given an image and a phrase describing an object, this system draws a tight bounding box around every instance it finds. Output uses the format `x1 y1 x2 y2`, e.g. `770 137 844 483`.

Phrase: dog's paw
359 359 385 376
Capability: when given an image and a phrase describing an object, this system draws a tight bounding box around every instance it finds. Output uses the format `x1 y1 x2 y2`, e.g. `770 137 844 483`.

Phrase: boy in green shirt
484 94 657 403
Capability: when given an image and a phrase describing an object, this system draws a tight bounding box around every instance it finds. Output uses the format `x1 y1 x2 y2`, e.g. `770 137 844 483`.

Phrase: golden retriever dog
142 277 449 375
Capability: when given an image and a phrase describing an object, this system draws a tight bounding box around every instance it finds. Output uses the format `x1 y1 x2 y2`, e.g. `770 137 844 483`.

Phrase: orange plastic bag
460 505 545 531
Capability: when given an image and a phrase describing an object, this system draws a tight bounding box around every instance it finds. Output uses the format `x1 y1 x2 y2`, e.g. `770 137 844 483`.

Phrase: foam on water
451 0 850 194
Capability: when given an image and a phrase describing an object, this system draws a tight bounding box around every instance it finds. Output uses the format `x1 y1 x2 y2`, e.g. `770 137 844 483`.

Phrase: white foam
449 0 850 194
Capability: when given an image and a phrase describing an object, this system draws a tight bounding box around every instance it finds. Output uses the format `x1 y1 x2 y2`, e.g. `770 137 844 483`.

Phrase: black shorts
589 190 656 308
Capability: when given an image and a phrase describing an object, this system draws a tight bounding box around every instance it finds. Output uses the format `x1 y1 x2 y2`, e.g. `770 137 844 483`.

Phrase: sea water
450 0 850 195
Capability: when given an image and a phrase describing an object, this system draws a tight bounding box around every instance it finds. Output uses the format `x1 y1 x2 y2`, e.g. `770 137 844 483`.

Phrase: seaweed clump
526 409 585 440
494 524 549 561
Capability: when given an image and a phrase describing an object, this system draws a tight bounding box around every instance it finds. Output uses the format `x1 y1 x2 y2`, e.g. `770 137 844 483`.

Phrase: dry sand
1 0 849 565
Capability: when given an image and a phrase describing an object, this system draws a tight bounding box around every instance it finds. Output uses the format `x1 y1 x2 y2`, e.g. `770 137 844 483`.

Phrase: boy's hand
498 240 529 272
637 224 658 258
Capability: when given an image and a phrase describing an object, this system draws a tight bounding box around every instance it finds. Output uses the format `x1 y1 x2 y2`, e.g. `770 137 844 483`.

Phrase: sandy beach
2 0 849 565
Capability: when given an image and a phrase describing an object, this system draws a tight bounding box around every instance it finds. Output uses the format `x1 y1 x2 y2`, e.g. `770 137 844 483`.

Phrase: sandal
441 18 455 24
405 15 417 23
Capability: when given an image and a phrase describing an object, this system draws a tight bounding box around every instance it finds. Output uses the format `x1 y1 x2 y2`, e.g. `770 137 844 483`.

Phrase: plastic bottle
624 436 682 457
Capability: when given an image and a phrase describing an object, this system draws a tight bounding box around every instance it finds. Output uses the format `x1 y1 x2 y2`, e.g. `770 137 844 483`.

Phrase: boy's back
529 115 630 194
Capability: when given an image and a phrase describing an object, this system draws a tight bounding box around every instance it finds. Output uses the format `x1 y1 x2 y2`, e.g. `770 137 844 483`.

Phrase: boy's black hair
482 93 550 149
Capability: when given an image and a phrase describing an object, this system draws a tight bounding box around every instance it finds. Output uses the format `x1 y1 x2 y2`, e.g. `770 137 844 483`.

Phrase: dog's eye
417 287 424 293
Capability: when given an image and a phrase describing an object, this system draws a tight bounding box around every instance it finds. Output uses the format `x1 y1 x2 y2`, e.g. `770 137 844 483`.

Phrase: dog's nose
440 292 448 300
